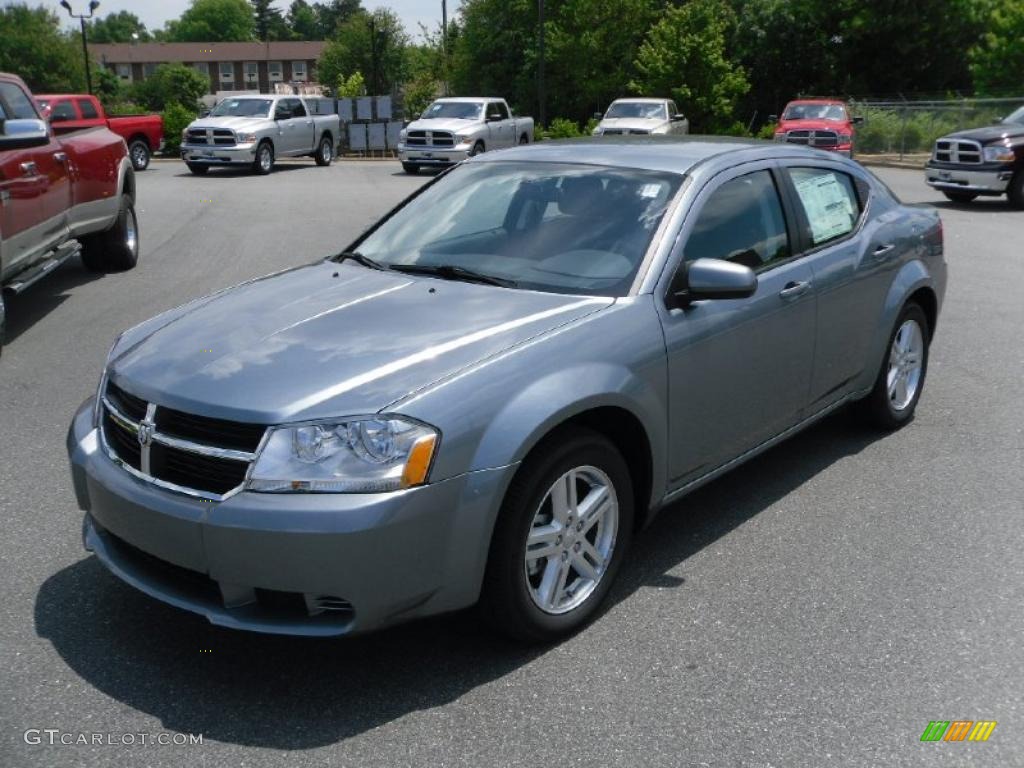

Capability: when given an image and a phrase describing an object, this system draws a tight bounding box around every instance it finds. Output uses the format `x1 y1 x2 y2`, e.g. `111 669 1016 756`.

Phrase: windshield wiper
388 264 517 288
330 251 391 271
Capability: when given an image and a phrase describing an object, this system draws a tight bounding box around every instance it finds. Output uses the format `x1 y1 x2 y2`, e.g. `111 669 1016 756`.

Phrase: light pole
538 0 546 128
60 0 100 96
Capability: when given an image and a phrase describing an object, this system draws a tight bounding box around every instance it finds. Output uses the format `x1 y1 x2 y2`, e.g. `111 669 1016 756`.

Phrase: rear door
658 163 817 488
290 98 315 152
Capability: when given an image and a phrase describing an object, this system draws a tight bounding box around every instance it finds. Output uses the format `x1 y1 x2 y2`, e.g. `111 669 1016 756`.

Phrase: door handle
872 244 896 260
53 152 67 163
19 161 38 175
779 280 811 300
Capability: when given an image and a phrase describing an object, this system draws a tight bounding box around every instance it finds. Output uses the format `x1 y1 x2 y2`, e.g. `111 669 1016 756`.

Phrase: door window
0 82 39 119
50 100 78 122
290 99 307 118
787 167 861 247
77 99 98 119
683 170 790 270
487 102 504 120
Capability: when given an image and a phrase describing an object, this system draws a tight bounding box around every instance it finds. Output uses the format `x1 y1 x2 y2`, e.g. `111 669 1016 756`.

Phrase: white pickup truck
592 98 689 136
397 97 534 174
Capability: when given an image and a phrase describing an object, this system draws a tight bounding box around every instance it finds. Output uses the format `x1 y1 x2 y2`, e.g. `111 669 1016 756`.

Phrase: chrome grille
184 129 237 147
785 129 839 147
406 130 455 147
100 380 266 500
933 138 982 164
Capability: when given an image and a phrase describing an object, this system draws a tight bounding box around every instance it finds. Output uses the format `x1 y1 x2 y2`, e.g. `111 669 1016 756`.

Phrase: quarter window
787 167 860 247
683 170 790 270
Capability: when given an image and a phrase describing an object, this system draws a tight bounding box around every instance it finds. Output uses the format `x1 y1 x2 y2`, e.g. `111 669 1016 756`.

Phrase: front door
658 165 817 489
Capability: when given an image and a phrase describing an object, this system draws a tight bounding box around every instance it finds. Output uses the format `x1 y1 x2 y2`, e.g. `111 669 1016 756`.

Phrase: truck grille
406 130 455 148
100 380 266 500
185 129 237 147
933 138 982 164
785 130 839 147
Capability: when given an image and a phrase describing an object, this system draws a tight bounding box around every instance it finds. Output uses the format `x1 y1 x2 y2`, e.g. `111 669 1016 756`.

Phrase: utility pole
368 15 378 95
61 0 100 96
538 0 546 127
441 0 448 95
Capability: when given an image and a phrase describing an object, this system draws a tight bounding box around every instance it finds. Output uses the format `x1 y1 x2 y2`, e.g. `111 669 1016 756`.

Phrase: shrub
542 118 583 140
160 102 196 154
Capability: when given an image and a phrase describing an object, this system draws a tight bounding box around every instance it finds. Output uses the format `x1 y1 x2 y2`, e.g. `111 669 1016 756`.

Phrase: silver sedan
67 137 946 641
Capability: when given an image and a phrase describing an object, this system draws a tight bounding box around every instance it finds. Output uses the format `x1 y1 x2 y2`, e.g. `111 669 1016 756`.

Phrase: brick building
90 41 328 95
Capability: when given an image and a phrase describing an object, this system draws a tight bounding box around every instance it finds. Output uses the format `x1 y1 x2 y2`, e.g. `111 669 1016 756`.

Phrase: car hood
778 119 851 132
188 116 270 132
946 123 1024 143
406 117 481 134
597 118 667 133
108 262 610 424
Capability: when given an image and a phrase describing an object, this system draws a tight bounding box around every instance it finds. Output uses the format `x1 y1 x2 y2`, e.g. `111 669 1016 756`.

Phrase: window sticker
794 172 855 244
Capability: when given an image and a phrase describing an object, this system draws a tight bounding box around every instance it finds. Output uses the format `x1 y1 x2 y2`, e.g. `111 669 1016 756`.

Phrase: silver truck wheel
315 136 333 166
254 142 274 175
129 140 150 171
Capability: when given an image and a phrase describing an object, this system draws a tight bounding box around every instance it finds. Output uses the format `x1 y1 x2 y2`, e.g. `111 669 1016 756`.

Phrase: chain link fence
849 96 1024 159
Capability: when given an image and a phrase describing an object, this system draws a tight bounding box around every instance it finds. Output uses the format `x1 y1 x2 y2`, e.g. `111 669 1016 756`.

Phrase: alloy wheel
887 318 924 411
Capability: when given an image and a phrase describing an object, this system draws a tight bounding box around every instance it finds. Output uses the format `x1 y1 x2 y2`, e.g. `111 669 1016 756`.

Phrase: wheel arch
126 132 150 150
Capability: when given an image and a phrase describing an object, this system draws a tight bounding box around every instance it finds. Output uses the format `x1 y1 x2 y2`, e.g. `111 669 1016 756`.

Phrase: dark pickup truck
925 105 1024 207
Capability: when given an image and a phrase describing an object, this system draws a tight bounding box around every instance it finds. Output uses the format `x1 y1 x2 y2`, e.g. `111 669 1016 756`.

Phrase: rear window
50 100 77 122
77 98 98 118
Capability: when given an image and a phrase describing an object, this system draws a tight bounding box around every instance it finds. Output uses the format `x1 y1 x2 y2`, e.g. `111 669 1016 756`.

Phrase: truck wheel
943 190 977 204
519 134 529 145
186 162 209 175
1008 171 1024 209
401 162 419 174
129 139 150 171
470 141 484 157
315 136 333 166
80 194 139 273
253 142 274 175
479 426 634 643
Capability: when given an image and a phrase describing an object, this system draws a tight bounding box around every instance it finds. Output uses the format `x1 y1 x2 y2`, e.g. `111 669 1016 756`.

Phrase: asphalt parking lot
1 158 1022 767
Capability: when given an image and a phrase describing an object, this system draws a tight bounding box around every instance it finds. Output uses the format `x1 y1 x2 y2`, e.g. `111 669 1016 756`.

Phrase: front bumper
180 142 258 165
397 144 471 166
67 398 515 636
924 162 1014 195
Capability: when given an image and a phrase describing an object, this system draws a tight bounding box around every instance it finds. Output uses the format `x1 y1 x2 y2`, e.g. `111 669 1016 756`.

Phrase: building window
291 61 307 81
244 61 258 85
219 62 235 89
268 61 283 82
142 63 157 78
192 62 209 75
115 63 131 81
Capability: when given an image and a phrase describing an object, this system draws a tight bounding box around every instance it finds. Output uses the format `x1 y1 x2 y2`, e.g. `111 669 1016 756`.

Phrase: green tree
161 102 197 152
631 0 749 132
335 70 365 96
131 63 209 111
167 0 255 42
318 8 408 95
970 0 1024 96
0 4 86 93
251 0 289 41
87 11 151 43
313 0 363 38
287 0 319 40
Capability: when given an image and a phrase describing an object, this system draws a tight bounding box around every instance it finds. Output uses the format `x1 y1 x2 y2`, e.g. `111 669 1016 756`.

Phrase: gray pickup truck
181 95 340 175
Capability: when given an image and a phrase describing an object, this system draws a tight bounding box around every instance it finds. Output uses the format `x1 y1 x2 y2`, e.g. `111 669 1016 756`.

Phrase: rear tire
519 134 529 145
186 162 209 175
479 427 634 643
315 136 333 166
1007 171 1024 209
401 162 420 174
253 141 274 175
943 190 977 204
855 302 930 430
80 194 139 273
128 139 150 171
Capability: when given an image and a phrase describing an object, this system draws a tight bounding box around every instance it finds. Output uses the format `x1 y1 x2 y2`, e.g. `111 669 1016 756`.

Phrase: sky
53 0 446 38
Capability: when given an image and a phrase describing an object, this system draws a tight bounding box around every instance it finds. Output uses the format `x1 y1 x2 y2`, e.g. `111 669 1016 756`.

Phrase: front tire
128 139 150 171
1007 170 1024 209
253 142 274 175
856 302 930 430
943 190 977 204
80 194 139 272
479 427 634 643
401 162 420 174
469 141 484 157
315 136 333 166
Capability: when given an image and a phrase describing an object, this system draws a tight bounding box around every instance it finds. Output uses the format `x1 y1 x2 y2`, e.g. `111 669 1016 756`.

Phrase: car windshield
351 162 682 297
210 98 273 117
422 101 482 120
1004 106 1024 125
605 102 666 120
783 104 847 121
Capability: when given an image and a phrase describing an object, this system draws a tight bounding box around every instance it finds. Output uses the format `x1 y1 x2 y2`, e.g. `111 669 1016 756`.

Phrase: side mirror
38 104 53 121
486 114 501 122
668 258 757 308
767 114 778 123
672 113 686 122
593 111 602 120
0 118 50 148
852 116 864 125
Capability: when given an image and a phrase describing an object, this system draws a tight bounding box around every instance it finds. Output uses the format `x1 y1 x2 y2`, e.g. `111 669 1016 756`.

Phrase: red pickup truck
770 99 863 158
1 74 139 356
34 93 163 171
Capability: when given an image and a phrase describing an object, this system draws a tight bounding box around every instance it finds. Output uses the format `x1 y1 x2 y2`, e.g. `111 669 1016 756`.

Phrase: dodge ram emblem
137 419 155 447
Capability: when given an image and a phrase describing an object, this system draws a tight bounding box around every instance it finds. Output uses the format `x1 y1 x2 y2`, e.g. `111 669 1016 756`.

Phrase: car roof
786 99 846 105
434 97 496 103
609 97 670 103
471 135 837 175
34 94 87 100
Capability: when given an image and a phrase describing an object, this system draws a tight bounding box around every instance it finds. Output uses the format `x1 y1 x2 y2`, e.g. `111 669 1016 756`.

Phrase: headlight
592 127 603 135
837 133 852 144
774 132 787 142
247 416 439 493
455 133 474 144
983 145 1015 163
181 128 188 141
237 132 258 144
399 128 407 141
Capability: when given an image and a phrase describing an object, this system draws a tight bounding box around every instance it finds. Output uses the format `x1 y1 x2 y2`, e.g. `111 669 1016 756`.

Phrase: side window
274 100 291 119
77 99 98 119
496 101 510 120
0 82 39 119
51 100 78 122
487 102 503 120
291 99 307 118
787 167 860 247
683 170 790 271
669 101 679 117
